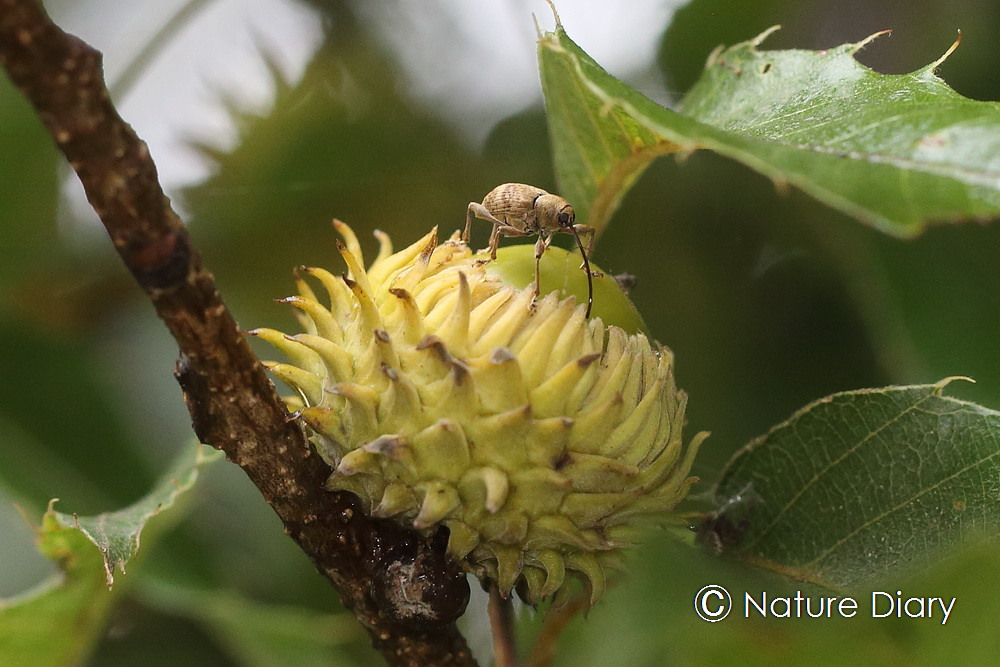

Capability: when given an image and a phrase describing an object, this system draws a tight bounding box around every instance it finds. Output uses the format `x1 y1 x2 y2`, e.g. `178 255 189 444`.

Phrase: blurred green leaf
0 78 58 279
551 529 1000 665
713 379 1000 587
138 581 363 667
0 509 111 665
0 318 158 513
826 219 1000 409
538 25 1000 239
892 541 1000 664
0 444 218 666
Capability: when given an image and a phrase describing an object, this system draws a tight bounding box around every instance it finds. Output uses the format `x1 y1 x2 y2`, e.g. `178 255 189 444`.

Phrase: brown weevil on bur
464 183 598 317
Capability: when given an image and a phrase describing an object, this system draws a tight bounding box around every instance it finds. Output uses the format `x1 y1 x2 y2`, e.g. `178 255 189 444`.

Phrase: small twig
0 1 473 663
488 583 521 667
527 594 588 667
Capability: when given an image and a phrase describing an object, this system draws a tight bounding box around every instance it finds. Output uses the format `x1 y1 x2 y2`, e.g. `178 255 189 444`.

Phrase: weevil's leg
572 224 602 276
531 233 548 307
488 225 529 260
466 202 505 243
487 223 503 260
497 225 529 238
463 204 474 242
474 224 528 266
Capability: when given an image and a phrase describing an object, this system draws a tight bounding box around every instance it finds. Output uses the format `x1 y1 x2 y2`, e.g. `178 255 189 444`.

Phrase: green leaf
538 26 685 237
712 379 1000 588
56 444 221 588
538 25 1000 239
138 581 363 667
0 444 219 666
0 515 111 664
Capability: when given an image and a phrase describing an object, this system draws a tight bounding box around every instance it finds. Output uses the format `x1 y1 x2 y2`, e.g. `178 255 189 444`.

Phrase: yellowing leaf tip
849 29 892 55
543 0 562 29
750 25 782 48
934 375 976 393
929 30 963 71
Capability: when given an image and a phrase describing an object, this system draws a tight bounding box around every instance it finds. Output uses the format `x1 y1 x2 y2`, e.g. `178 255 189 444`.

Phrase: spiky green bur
254 222 705 606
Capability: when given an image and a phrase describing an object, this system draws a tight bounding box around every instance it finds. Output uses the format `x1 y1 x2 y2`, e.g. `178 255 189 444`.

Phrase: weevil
464 183 597 317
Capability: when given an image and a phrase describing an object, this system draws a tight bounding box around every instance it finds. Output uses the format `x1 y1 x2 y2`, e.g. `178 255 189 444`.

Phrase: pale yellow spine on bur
253 221 705 606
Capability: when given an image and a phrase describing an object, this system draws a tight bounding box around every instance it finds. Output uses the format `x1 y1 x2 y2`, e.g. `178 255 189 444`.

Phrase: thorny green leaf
538 24 1000 238
55 444 220 588
0 444 218 666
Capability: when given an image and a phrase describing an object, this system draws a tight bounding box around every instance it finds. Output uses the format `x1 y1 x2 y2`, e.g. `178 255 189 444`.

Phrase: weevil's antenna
571 228 594 318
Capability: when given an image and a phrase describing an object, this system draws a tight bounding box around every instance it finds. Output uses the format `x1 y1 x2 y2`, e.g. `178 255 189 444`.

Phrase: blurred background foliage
2 0 1000 664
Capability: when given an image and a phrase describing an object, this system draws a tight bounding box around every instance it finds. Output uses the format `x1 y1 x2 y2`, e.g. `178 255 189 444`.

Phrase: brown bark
0 1 473 663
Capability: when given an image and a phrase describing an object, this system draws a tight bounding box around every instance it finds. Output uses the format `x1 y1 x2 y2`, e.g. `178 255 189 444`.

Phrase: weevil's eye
557 212 571 226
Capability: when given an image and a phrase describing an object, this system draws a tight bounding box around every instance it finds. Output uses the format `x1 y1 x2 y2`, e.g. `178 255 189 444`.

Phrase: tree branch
0 1 473 664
